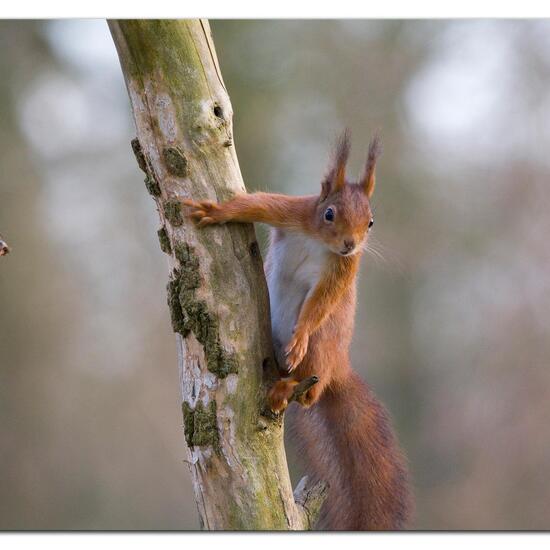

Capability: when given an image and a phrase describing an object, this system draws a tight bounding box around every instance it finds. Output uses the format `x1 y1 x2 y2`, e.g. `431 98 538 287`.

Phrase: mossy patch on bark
144 173 161 197
163 146 189 177
164 200 184 226
157 226 172 255
174 242 200 282
182 400 219 450
131 137 148 173
167 272 188 336
131 138 161 197
166 242 238 378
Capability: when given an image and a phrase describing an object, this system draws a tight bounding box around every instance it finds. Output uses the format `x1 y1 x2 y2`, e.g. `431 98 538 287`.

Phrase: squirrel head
314 129 380 257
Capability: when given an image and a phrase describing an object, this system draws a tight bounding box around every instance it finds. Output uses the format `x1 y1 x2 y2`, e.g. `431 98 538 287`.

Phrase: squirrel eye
324 207 335 222
368 218 374 228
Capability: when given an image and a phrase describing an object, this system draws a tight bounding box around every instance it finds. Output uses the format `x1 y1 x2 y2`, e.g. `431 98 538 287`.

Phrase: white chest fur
266 231 328 354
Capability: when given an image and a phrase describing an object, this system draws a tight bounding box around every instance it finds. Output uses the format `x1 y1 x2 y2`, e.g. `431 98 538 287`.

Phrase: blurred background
1 19 550 530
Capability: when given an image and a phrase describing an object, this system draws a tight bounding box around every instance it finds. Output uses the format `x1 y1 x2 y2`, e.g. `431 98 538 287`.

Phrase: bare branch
294 475 329 530
0 234 10 257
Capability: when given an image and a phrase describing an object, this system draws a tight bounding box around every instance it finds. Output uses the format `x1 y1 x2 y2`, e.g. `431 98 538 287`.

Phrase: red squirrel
183 130 412 530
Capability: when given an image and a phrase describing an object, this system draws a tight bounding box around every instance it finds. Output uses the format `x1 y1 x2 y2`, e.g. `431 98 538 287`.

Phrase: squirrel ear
321 129 351 200
361 133 382 198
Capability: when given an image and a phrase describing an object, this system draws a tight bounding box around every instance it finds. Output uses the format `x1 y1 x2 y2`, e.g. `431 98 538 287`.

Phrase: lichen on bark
168 242 238 379
131 137 148 173
163 200 184 226
163 146 189 177
157 226 172 254
145 173 161 197
167 271 188 336
182 400 219 450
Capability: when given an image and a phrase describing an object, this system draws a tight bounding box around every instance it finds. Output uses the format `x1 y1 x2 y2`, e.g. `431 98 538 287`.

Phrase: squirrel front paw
182 199 225 227
285 329 309 372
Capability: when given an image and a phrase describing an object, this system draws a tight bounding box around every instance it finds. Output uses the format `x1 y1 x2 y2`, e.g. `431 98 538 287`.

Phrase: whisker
361 236 406 275
365 245 386 264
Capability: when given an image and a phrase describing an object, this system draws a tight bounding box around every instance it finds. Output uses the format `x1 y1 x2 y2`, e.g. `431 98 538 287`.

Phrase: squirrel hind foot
266 375 321 413
266 378 298 413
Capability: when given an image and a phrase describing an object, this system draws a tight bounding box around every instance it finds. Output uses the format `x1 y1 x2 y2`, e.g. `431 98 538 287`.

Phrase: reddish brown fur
361 132 381 197
289 372 412 530
183 131 412 530
330 128 351 195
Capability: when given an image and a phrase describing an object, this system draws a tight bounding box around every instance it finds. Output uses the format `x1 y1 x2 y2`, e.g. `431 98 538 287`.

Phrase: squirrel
183 130 412 530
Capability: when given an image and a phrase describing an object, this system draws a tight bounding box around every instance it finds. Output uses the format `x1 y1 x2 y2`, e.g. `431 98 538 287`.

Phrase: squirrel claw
183 199 223 226
197 217 215 228
285 331 309 371
261 406 282 421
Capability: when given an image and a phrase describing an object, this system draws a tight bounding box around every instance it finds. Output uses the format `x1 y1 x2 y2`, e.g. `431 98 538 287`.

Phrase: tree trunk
108 19 325 530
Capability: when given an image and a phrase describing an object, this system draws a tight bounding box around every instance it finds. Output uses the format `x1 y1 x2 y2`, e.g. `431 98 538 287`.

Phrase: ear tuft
334 128 351 185
362 131 382 198
321 129 351 200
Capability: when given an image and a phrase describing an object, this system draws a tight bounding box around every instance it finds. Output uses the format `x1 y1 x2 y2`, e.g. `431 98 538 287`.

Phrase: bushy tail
289 371 412 530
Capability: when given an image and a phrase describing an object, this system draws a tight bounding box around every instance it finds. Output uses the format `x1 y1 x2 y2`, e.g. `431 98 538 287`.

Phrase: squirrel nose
344 239 355 251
